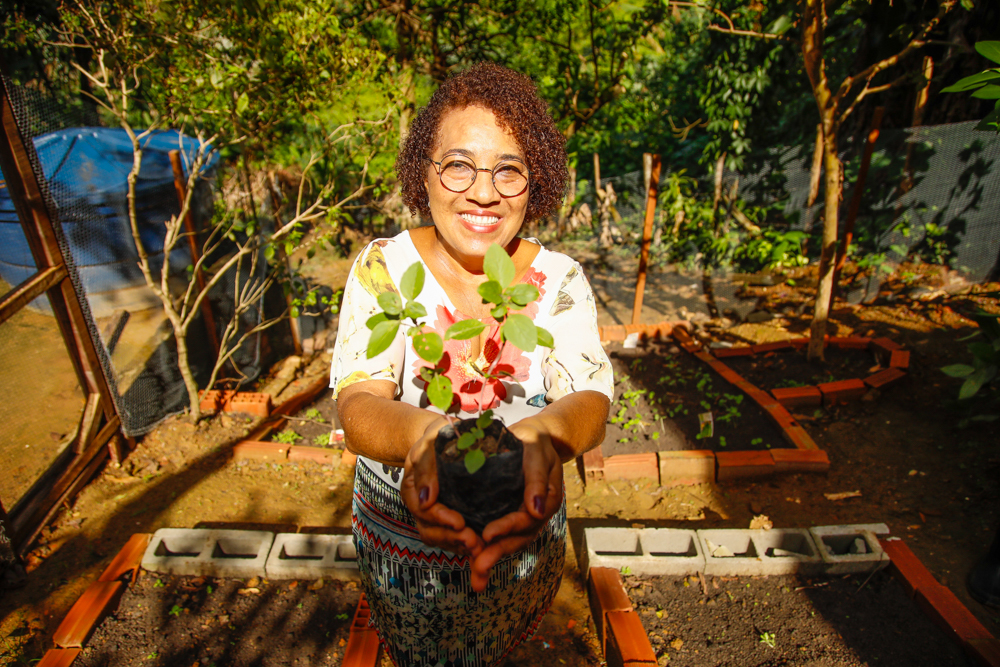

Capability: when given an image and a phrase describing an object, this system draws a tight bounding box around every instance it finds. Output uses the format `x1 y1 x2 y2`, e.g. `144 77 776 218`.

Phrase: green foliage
732 229 809 273
942 41 1000 134
941 304 1000 402
273 430 303 445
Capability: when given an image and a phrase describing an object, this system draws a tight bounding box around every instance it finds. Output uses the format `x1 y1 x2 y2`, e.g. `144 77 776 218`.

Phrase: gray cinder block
265 533 360 580
582 528 704 576
810 526 888 574
698 529 761 576
141 528 273 579
751 528 822 575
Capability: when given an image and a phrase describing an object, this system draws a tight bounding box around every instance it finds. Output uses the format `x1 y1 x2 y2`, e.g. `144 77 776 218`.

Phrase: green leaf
974 108 1000 132
403 302 427 320
445 319 486 340
426 375 453 413
941 364 975 377
471 427 484 440
959 368 989 400
484 244 515 287
464 448 486 474
378 292 402 316
236 92 249 114
507 283 539 307
976 41 1000 65
502 314 537 352
456 432 477 450
941 70 1000 93
969 341 995 362
536 326 554 349
476 410 493 429
413 332 444 364
766 14 793 35
366 312 389 330
491 303 508 320
400 262 425 301
366 320 399 359
478 281 504 305
972 84 1000 100
290 306 299 318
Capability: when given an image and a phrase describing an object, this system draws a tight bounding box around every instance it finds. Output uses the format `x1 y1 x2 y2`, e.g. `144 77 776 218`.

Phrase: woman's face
424 105 529 268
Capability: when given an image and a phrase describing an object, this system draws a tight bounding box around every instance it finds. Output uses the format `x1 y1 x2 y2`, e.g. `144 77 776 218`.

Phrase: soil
723 345 883 392
602 340 792 456
75 572 360 667
2 243 999 666
629 570 971 666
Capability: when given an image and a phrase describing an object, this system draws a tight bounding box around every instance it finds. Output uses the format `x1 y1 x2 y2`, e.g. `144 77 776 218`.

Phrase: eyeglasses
427 154 529 198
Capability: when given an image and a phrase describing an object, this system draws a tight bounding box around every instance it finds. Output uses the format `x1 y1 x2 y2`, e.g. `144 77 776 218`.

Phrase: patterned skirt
352 458 566 667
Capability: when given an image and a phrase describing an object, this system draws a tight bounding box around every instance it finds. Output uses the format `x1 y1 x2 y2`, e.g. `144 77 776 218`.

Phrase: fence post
632 154 662 326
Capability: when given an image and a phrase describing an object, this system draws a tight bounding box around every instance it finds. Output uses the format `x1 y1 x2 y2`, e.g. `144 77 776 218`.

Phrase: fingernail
419 487 429 505
533 495 544 515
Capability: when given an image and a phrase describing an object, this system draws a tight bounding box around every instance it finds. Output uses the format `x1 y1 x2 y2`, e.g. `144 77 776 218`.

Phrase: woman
331 62 612 666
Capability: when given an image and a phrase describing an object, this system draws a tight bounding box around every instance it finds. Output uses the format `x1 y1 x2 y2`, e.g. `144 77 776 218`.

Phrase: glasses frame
426 155 530 198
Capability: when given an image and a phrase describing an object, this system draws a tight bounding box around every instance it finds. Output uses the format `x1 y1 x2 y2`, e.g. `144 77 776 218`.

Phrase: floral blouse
330 230 613 486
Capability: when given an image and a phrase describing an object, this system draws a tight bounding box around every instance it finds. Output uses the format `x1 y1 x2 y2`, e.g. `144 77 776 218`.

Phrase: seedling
759 631 776 648
366 243 551 474
273 430 302 445
168 605 183 617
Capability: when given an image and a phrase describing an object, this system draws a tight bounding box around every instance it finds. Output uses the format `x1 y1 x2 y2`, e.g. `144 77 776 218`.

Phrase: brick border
198 390 272 417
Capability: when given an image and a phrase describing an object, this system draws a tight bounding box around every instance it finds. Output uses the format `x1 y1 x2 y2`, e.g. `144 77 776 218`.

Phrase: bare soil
2 248 999 665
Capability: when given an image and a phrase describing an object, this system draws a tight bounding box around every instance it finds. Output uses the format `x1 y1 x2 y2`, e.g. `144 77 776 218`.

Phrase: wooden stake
632 154 662 326
833 107 884 286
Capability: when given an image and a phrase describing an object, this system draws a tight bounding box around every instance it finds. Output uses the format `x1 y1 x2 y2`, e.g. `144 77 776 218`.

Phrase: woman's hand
401 417 485 558
469 418 563 593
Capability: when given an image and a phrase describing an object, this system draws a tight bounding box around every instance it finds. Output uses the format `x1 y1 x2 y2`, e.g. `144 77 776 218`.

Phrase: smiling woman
330 63 612 667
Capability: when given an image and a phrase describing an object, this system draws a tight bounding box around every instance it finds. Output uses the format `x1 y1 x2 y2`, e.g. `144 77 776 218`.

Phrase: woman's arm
511 389 610 463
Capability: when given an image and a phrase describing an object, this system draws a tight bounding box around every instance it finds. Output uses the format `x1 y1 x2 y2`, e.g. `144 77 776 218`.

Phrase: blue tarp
0 127 218 294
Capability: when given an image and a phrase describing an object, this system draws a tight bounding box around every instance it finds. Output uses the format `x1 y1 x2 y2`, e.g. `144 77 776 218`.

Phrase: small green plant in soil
759 631 776 648
365 243 551 474
273 429 303 445
940 299 999 425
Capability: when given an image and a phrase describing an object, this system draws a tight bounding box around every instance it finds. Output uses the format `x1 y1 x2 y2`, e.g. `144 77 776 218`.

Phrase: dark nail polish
419 487 430 505
533 495 544 515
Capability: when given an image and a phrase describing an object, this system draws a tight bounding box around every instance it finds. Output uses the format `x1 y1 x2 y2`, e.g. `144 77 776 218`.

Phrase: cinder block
713 346 754 359
142 528 273 578
582 528 704 576
865 367 906 389
658 450 715 486
36 649 82 667
751 528 822 575
915 583 995 644
716 451 774 481
606 611 657 667
890 349 910 369
879 537 940 597
265 533 359 580
698 529 761 576
233 441 289 462
99 533 151 582
770 449 829 473
604 453 658 482
751 341 793 354
771 386 822 408
288 445 340 465
809 526 887 574
588 567 633 655
841 522 890 535
52 581 125 648
818 378 867 405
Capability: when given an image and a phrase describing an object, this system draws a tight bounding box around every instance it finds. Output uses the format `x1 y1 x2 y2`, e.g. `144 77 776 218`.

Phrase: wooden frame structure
0 73 125 558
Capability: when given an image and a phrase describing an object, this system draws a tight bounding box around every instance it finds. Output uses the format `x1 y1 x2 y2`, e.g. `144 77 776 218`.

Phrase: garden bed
723 345 881 394
603 340 793 457
627 570 970 666
74 571 360 667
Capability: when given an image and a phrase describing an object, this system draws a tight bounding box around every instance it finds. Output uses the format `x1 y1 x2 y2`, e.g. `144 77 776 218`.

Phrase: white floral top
330 230 613 484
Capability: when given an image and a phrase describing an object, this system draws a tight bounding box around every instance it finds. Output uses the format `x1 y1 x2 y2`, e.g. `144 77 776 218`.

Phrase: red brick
671 326 695 345
342 449 358 467
915 584 994 644
582 447 605 472
98 533 151 583
658 450 716 486
288 445 340 465
827 336 872 349
604 453 659 482
751 340 794 354
601 325 627 342
710 361 746 386
227 392 272 417
712 346 754 358
871 336 902 364
232 441 289 462
781 423 820 450
606 611 658 667
624 323 645 336
865 367 906 389
818 378 867 405
653 321 676 338
198 389 223 413
788 337 810 349
890 349 911 369
716 450 775 481
966 638 1000 667
771 386 822 408
53 581 125 648
589 567 633 655
36 649 82 667
770 448 829 473
879 538 941 597
734 380 779 410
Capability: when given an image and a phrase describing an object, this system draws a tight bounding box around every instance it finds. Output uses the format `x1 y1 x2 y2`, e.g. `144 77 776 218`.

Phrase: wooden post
169 150 219 356
593 152 601 193
833 107 884 286
632 154 662 326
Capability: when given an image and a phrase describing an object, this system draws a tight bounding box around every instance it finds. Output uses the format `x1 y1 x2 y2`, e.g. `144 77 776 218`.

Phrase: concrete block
840 522 890 535
658 450 715 486
582 527 704 576
751 528 823 575
698 529 761 576
809 526 888 574
142 528 273 578
265 533 360 580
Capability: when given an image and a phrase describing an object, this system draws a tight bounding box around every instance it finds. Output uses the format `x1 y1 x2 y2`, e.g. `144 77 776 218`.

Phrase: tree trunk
712 152 726 212
806 123 824 209
807 121 842 362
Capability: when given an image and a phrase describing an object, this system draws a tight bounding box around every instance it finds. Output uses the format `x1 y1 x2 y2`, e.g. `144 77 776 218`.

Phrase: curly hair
396 62 567 222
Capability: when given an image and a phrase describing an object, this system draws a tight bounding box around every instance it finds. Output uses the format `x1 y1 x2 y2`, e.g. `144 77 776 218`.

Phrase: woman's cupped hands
400 415 564 593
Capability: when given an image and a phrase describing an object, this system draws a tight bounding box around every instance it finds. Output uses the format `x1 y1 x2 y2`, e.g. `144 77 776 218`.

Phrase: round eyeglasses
427 155 529 198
